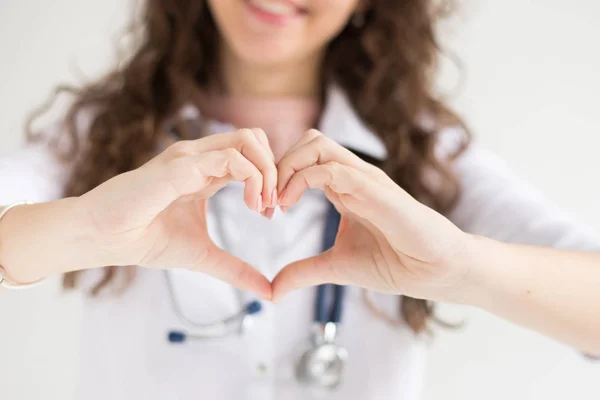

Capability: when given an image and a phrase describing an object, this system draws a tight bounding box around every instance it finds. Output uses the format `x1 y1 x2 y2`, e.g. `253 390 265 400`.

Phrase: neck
219 46 323 98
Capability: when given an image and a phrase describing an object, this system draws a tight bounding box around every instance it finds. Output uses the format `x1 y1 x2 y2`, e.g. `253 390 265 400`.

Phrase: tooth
254 0 295 16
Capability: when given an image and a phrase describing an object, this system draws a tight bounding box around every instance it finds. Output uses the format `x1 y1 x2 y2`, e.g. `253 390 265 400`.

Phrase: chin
227 36 302 68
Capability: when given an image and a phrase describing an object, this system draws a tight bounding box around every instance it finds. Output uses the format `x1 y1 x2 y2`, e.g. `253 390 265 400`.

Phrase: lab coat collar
177 85 388 161
319 86 388 161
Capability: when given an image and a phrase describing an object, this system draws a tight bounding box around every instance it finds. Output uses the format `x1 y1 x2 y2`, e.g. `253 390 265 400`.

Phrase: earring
352 12 365 28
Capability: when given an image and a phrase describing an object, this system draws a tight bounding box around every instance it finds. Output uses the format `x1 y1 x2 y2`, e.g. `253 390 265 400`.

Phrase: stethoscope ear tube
164 191 265 342
167 300 263 343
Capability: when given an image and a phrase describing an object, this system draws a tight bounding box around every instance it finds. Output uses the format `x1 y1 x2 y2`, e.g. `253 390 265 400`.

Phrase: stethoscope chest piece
296 322 348 390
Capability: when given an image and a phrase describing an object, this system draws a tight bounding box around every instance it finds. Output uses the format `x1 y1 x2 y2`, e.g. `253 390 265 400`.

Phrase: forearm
459 234 600 356
0 198 109 285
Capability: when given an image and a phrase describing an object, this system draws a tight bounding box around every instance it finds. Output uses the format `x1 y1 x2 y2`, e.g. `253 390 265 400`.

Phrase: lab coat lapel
319 86 387 161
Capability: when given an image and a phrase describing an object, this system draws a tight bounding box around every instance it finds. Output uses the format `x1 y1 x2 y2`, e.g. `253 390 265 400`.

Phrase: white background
1 0 599 399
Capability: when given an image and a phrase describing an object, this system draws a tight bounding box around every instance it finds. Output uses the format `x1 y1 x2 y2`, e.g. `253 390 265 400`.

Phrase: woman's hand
272 130 471 303
79 129 277 299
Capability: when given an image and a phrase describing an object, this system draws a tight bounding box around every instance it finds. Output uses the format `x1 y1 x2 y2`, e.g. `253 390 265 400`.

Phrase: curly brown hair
30 0 470 334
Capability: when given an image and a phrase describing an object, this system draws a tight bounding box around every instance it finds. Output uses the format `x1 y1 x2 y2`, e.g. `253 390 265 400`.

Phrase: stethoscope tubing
166 201 345 342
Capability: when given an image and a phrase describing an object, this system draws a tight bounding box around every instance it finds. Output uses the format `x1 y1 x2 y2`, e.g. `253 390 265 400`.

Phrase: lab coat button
256 363 268 375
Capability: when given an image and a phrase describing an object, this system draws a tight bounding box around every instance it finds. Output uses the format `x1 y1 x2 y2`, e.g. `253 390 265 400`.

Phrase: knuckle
324 162 353 192
350 176 365 196
310 132 328 146
167 140 193 157
222 149 245 174
304 129 323 139
325 160 343 174
300 130 313 141
310 135 332 156
224 147 240 159
237 128 256 144
167 155 191 174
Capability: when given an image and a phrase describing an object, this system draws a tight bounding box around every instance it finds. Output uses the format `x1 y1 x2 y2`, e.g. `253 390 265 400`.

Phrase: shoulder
431 123 512 179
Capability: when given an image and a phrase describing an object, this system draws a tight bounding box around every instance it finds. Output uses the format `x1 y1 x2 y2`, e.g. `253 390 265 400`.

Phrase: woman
0 0 599 399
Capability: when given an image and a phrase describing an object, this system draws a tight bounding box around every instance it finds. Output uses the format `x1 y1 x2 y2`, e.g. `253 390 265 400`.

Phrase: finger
275 130 321 196
236 129 277 208
274 129 321 210
201 244 272 301
279 162 373 209
271 251 346 303
285 128 322 154
248 128 277 208
168 130 258 154
249 128 275 162
277 133 369 196
264 207 276 220
171 129 277 208
280 163 412 235
281 161 432 250
167 150 263 211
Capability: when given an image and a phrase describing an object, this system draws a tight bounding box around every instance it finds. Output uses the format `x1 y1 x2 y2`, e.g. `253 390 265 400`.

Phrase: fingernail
278 189 286 205
266 207 276 220
271 189 278 208
261 291 273 302
256 195 263 213
280 206 288 213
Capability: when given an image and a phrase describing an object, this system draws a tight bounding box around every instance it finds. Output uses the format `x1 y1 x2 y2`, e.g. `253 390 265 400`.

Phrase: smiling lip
244 0 308 27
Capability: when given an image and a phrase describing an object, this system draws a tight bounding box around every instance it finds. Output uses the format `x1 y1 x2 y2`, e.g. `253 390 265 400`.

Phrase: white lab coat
1 86 598 400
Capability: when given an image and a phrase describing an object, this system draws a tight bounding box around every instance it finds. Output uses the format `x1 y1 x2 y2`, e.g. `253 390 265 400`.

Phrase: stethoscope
295 283 348 390
164 200 348 390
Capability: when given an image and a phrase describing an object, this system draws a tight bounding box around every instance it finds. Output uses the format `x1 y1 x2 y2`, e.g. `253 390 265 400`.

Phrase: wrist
0 198 114 283
443 233 502 307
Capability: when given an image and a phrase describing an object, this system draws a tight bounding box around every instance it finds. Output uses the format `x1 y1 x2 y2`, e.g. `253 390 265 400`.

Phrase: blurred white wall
0 0 599 399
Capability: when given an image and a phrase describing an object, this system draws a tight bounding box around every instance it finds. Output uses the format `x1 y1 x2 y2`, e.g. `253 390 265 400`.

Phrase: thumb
200 244 273 301
272 250 346 303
